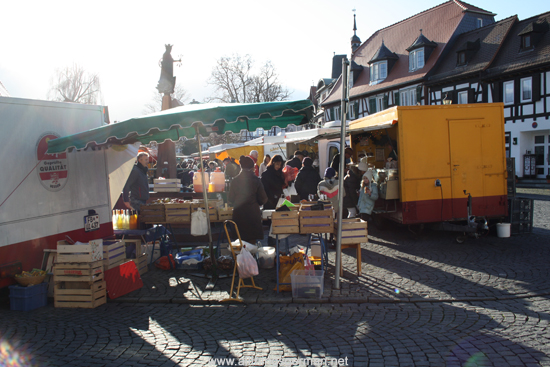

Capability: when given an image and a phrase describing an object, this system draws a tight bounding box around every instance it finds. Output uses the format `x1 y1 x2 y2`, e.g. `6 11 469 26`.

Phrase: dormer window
477 18 483 28
368 41 398 85
521 34 532 50
457 51 467 66
409 49 424 71
370 61 387 82
406 30 437 72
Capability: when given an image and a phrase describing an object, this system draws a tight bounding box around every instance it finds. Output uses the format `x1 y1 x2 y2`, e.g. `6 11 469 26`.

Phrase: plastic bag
282 166 299 183
236 247 259 279
154 254 175 270
191 208 208 236
283 182 298 198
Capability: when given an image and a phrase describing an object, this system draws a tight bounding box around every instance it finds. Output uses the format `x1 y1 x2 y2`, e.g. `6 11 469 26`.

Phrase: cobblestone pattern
1 298 549 366
116 197 550 305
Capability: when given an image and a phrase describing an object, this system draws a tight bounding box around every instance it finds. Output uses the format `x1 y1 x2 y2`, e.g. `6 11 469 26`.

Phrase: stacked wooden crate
140 203 165 223
153 178 180 192
338 218 368 244
271 207 300 234
190 200 218 221
299 204 334 234
102 240 126 270
53 239 106 308
217 205 233 221
165 202 192 223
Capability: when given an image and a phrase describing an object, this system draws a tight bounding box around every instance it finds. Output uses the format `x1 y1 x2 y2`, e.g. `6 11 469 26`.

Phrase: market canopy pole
335 57 349 290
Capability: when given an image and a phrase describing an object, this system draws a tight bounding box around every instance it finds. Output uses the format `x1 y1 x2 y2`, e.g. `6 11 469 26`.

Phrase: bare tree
48 64 101 104
207 54 291 103
143 84 190 114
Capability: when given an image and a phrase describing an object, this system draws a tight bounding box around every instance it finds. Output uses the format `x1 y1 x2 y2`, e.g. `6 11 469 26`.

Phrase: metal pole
195 126 217 270
335 57 349 289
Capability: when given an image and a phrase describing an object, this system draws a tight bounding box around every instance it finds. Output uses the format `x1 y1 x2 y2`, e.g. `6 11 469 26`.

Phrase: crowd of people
125 148 379 245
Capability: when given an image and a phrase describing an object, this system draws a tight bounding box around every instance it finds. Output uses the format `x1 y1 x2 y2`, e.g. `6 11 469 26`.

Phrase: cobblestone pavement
1 192 549 366
1 298 550 366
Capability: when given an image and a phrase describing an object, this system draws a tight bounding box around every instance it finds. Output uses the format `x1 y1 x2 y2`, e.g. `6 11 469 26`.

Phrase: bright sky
1 0 548 123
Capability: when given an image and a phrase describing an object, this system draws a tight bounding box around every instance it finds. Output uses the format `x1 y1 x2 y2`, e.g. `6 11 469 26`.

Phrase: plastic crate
508 197 534 235
291 269 324 299
9 283 48 311
175 249 203 270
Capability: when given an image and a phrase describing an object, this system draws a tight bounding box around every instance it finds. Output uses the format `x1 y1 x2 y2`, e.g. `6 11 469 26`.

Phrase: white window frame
409 48 424 72
503 81 514 105
477 18 483 28
376 96 384 112
370 61 388 82
521 77 532 102
334 106 340 121
349 102 355 119
399 88 417 106
458 91 468 104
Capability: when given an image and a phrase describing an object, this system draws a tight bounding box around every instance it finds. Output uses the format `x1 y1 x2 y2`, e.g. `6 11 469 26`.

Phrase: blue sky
1 0 548 123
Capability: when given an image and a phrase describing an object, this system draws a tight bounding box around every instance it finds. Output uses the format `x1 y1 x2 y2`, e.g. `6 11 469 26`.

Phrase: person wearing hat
357 168 379 222
294 157 321 200
228 155 268 244
330 147 354 178
343 157 368 218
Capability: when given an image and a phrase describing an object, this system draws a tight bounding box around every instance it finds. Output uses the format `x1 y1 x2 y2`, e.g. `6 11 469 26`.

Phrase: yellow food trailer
349 103 508 236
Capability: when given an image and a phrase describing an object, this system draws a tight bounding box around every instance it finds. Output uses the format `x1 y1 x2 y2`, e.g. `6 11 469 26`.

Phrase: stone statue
156 44 176 94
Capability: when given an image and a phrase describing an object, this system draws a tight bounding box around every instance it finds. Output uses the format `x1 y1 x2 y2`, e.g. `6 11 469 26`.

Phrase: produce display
150 198 187 204
15 269 46 278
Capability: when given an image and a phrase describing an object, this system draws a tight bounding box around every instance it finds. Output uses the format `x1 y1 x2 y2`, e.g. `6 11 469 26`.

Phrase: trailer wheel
456 233 467 244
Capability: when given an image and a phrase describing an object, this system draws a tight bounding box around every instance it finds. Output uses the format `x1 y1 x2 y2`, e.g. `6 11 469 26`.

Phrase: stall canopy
47 100 314 154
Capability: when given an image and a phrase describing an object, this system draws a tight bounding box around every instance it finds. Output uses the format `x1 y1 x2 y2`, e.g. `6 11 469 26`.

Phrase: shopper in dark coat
294 157 321 200
123 152 150 212
343 165 362 218
228 156 268 243
260 154 285 210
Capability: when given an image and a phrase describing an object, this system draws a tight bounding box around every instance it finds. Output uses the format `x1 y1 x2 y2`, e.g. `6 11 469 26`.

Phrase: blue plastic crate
9 283 48 311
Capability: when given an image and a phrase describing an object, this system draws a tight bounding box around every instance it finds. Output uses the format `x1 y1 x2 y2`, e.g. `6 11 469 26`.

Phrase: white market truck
0 96 137 288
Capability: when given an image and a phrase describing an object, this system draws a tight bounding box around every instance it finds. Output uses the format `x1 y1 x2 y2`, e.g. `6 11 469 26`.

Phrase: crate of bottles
112 209 139 230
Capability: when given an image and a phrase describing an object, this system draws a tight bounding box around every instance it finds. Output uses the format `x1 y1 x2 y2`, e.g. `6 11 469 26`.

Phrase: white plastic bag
190 208 208 236
283 182 298 198
236 247 259 279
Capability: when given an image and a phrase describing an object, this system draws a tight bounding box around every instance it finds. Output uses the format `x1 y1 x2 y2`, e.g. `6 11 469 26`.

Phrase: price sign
84 214 100 232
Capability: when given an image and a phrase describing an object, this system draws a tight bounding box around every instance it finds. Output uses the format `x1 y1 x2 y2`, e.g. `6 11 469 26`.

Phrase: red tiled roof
323 1 492 105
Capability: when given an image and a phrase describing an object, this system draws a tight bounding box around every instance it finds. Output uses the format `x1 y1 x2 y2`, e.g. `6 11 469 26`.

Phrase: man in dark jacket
330 147 354 178
285 150 304 169
228 156 268 243
123 152 150 212
294 157 321 200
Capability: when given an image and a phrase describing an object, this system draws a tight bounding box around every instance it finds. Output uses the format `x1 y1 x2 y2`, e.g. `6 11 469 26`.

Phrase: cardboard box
380 179 399 200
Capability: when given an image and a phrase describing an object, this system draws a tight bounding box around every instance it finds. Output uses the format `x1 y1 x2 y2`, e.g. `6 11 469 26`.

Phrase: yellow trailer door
449 119 485 219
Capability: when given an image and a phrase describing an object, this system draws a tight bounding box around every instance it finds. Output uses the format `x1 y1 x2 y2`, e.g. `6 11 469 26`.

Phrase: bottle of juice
112 210 118 230
129 210 137 229
117 209 124 230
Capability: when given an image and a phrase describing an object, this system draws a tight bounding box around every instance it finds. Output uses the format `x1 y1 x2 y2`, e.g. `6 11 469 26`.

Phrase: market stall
47 100 314 280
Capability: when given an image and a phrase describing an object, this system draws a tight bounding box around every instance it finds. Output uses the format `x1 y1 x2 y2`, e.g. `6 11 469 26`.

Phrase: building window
458 91 468 104
521 77 532 102
376 96 384 112
521 35 532 50
334 106 340 121
503 81 514 105
400 88 417 106
457 51 466 66
477 18 483 28
409 48 424 71
349 102 355 119
370 61 387 82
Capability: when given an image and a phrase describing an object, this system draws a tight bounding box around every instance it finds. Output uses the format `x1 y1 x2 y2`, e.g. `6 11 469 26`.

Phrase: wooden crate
54 280 107 308
191 202 217 221
217 207 233 221
129 254 148 275
299 209 334 234
122 239 143 259
53 261 104 283
300 202 333 211
272 210 300 234
337 218 368 244
165 202 192 223
56 239 103 263
153 178 181 192
140 203 165 223
102 240 126 270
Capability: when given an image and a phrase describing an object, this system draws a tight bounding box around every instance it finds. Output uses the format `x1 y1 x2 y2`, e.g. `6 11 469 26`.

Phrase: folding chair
220 220 262 303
